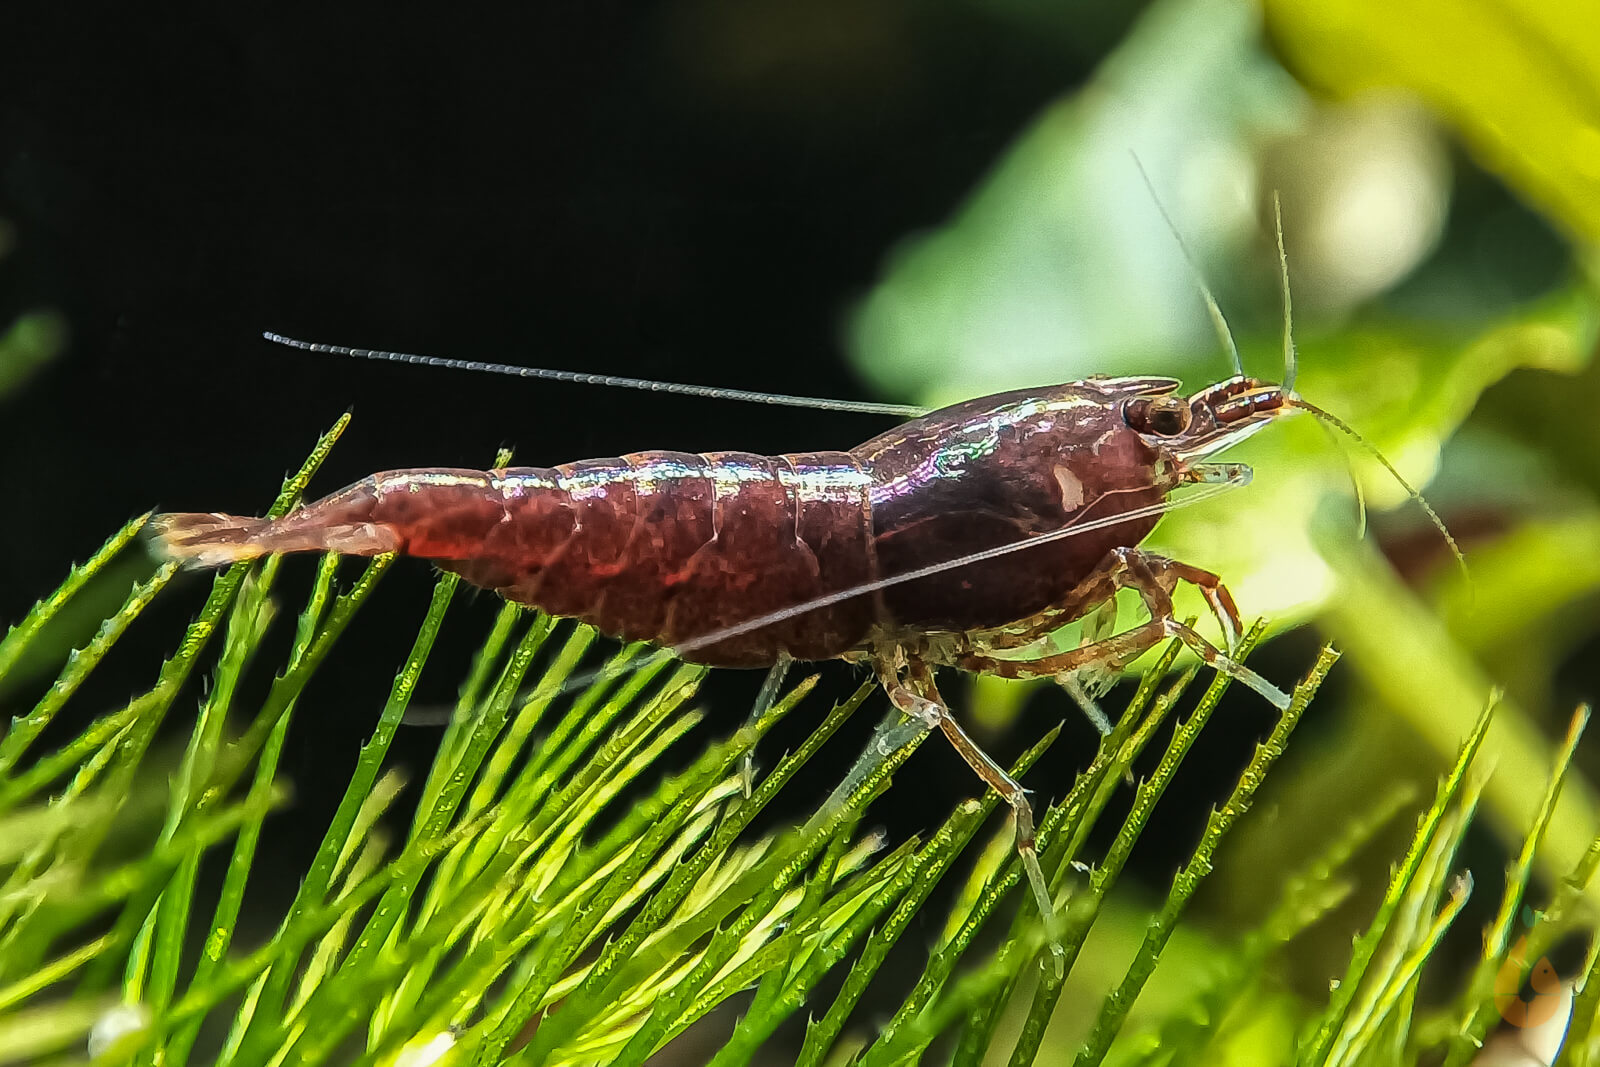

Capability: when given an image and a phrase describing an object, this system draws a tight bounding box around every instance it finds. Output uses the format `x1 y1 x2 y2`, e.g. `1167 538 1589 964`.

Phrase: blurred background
3 0 1598 1057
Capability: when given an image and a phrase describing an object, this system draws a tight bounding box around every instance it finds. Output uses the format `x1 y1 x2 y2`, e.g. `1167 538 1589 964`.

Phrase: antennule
261 331 928 419
1272 193 1298 395
1131 154 1245 378
1288 398 1468 581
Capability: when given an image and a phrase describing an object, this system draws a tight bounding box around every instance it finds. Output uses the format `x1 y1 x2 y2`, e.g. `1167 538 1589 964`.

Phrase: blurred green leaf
1145 288 1595 630
1265 0 1600 248
849 0 1305 405
849 0 1599 639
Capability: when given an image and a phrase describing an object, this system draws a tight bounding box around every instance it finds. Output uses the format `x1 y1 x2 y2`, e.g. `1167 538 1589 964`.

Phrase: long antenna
1289 397 1469 583
262 331 930 419
1131 155 1244 378
1272 193 1298 395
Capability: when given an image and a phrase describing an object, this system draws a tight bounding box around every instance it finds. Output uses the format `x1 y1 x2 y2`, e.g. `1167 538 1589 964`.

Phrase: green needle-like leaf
1075 645 1339 1066
0 512 154 708
1004 630 1271 1067
1444 704 1589 1066
798 723 1061 1067
0 400 1544 1067
1301 698 1497 1066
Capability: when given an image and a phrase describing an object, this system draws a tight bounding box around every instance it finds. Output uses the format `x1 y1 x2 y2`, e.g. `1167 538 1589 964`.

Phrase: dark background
10 8 1600 1063
1 0 1314 979
2 4 1139 522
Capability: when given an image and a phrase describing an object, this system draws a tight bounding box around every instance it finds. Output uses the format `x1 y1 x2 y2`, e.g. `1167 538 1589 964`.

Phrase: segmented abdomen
358 452 878 666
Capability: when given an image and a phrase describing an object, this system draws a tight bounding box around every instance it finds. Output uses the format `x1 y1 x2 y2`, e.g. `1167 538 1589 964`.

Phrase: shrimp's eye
1127 396 1192 436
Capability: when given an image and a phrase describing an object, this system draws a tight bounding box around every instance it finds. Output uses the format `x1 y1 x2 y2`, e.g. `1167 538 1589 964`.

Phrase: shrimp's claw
149 510 401 568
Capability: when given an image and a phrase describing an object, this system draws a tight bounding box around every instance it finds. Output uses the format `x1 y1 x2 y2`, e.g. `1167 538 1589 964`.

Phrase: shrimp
151 370 1305 923
150 198 1462 936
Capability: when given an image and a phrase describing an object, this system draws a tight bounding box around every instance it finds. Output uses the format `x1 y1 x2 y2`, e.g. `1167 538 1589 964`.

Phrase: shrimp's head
1120 375 1291 470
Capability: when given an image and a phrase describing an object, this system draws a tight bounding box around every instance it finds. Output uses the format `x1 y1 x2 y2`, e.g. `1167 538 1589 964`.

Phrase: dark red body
235 379 1180 666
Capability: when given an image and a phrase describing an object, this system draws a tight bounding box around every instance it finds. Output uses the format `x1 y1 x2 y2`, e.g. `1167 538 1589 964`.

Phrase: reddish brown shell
153 379 1183 668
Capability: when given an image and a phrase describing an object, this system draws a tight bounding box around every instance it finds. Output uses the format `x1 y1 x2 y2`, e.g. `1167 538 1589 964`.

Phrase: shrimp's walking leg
892 662 1059 941
960 548 1285 709
964 616 1286 709
740 655 791 796
805 655 1062 956
963 549 1249 733
1059 672 1114 736
1143 556 1242 652
976 550 1242 654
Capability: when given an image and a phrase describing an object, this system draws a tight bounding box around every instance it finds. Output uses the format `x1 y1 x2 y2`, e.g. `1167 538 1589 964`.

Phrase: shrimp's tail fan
150 513 279 567
152 510 402 567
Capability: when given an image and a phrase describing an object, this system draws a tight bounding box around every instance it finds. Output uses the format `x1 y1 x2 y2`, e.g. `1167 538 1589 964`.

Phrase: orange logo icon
1494 937 1562 1029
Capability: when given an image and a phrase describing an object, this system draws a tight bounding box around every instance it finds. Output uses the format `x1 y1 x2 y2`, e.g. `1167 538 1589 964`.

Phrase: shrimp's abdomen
155 452 879 667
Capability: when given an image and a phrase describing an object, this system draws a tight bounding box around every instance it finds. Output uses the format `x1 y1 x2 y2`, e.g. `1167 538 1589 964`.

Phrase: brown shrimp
152 197 1464 939
152 371 1300 928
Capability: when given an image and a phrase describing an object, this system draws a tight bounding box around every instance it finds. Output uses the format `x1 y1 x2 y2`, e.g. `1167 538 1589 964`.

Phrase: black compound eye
1128 396 1192 436
1149 400 1189 435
